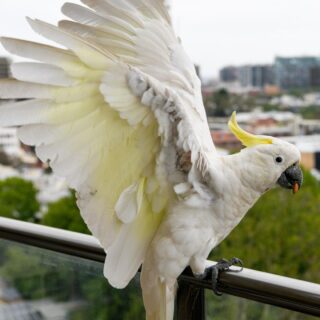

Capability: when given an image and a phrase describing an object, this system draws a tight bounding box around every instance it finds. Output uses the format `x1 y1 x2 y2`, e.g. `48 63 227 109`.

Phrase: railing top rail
0 217 319 317
0 217 104 262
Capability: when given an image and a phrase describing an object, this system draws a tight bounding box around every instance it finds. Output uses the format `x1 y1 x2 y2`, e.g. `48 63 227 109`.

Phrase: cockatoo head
228 112 303 194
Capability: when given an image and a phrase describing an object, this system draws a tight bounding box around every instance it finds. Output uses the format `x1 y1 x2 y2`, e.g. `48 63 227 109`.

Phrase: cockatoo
0 1 303 319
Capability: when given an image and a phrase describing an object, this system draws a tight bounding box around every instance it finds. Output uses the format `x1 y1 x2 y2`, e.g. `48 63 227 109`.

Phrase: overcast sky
0 0 320 78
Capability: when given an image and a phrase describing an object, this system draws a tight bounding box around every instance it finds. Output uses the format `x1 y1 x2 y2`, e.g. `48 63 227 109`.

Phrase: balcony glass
206 291 317 319
0 239 144 320
0 237 318 320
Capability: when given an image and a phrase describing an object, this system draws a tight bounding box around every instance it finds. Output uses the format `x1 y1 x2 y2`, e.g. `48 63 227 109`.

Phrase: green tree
212 89 231 116
0 245 48 300
41 192 90 234
299 105 320 120
70 277 144 320
0 177 39 221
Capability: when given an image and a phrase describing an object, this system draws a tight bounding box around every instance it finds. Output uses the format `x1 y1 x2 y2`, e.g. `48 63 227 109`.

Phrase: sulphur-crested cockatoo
0 1 303 319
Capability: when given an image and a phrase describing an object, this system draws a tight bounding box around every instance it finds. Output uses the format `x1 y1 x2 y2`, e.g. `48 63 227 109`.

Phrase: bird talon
203 257 244 296
229 257 244 272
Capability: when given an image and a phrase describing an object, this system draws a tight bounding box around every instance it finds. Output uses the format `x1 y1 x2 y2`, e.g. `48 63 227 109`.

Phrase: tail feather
141 266 176 320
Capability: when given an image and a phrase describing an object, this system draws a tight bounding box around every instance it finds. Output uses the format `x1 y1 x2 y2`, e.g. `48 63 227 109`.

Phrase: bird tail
141 265 177 320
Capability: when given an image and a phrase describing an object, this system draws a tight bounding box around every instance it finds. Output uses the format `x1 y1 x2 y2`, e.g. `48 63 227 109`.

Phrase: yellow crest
228 112 273 147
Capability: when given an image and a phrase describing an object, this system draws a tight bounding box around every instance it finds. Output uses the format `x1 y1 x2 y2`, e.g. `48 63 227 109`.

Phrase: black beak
277 163 303 193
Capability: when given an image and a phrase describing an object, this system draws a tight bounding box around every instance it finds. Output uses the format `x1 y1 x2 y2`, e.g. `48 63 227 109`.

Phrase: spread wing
0 0 215 288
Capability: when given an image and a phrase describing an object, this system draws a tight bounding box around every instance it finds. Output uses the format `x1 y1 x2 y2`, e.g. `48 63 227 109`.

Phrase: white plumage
0 1 302 319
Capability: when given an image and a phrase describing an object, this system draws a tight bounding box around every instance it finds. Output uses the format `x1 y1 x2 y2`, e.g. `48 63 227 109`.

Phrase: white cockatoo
0 1 303 319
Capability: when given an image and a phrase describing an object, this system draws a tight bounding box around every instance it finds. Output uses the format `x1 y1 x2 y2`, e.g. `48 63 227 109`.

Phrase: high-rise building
310 66 320 87
219 66 238 82
0 57 10 79
238 65 274 88
274 56 320 89
219 64 274 88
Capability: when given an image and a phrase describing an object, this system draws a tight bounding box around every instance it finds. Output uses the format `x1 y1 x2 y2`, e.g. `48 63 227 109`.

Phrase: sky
0 0 320 78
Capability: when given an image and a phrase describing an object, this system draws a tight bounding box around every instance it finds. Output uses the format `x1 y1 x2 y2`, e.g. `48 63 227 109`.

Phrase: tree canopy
41 192 90 234
0 177 39 222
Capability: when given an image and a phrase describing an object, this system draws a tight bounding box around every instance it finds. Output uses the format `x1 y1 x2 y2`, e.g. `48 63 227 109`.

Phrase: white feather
60 7 136 43
115 183 139 224
17 124 59 146
78 193 120 248
0 3 218 320
81 0 145 28
0 100 50 126
0 37 75 64
63 2 137 35
0 80 50 99
11 62 74 86
17 107 102 146
27 18 115 69
105 200 164 289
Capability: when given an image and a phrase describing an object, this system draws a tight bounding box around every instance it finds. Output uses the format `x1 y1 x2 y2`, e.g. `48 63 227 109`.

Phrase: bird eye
275 156 283 164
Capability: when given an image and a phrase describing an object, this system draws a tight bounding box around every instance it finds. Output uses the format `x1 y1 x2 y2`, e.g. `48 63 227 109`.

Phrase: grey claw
203 257 244 296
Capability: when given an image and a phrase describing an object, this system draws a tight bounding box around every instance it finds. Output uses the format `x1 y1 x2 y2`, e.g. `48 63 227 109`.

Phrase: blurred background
0 0 319 319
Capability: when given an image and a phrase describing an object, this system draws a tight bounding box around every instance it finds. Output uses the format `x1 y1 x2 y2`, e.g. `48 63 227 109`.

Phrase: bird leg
199 257 243 296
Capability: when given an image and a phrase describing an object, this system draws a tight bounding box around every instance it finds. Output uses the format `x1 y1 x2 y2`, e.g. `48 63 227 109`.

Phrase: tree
212 89 231 116
41 192 90 234
0 177 39 221
70 276 144 320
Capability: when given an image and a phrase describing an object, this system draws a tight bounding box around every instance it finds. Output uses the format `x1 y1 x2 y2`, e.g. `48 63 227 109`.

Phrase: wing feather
0 0 215 289
1 37 102 80
11 62 74 86
81 0 145 28
0 79 50 99
27 18 115 69
62 2 137 35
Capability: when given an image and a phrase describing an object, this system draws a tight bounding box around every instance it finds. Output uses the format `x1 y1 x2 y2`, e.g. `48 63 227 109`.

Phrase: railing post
176 278 206 320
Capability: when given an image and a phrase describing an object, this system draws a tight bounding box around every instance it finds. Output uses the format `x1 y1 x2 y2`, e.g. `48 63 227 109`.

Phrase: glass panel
0 240 144 320
206 290 317 320
0 239 318 320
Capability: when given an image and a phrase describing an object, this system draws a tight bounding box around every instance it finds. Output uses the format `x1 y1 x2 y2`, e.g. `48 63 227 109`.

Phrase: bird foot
201 257 243 296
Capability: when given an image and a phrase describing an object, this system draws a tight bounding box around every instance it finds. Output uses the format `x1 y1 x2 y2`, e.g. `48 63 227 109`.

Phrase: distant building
211 131 241 150
304 92 320 106
310 66 320 87
0 57 10 79
235 111 301 136
238 65 274 88
264 84 281 96
274 56 320 89
209 112 302 151
270 94 307 109
284 135 320 171
0 127 20 155
300 119 320 135
0 278 42 320
219 66 238 82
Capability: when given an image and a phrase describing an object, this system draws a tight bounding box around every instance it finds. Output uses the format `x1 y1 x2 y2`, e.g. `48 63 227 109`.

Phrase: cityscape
218 56 320 91
200 55 320 180
0 1 319 317
0 48 320 320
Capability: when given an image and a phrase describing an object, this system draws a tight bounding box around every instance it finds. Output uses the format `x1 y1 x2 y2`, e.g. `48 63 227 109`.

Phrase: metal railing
0 217 319 319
